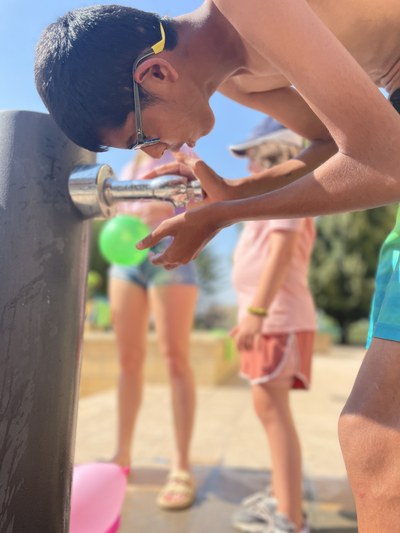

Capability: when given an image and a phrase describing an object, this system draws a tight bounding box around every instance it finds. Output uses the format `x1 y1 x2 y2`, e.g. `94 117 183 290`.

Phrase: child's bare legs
109 277 149 467
252 382 303 530
150 284 198 473
339 338 400 532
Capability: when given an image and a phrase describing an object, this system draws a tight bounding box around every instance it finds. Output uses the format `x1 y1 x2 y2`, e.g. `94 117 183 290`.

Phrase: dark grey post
0 110 95 532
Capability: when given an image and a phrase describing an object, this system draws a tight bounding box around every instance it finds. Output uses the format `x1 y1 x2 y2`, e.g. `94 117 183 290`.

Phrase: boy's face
101 84 215 158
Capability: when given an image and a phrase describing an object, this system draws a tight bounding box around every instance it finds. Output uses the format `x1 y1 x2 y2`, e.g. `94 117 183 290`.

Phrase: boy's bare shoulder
212 0 261 23
212 0 400 94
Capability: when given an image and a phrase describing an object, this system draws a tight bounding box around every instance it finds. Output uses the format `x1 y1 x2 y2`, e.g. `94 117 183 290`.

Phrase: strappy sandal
157 469 196 510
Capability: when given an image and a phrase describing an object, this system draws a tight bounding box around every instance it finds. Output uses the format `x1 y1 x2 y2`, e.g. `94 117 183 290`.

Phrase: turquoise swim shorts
367 91 400 348
367 206 400 348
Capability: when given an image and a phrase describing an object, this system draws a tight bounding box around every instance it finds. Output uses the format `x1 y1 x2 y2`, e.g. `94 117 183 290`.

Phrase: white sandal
157 469 196 510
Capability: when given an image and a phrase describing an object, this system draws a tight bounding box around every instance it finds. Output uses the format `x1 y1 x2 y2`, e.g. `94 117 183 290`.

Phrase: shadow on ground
120 465 358 532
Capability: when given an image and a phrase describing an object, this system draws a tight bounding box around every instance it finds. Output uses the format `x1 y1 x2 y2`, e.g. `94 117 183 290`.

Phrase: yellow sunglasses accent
151 22 166 55
130 21 166 150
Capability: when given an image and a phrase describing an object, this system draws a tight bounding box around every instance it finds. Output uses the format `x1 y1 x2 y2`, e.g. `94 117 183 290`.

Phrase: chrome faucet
68 164 203 219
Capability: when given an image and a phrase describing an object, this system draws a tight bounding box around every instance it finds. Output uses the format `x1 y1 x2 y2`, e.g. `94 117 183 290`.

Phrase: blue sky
0 0 269 305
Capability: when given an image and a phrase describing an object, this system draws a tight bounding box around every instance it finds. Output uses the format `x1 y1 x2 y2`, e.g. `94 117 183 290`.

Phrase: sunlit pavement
75 345 363 532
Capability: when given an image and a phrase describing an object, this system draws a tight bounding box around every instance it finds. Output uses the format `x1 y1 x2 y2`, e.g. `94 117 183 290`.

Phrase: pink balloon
70 463 128 533
104 516 121 533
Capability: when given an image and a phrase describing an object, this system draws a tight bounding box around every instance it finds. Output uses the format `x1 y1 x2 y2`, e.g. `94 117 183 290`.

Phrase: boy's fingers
173 152 200 166
191 160 223 190
177 156 214 178
174 156 226 200
136 228 165 250
140 162 178 180
141 161 193 180
150 253 179 269
191 159 214 177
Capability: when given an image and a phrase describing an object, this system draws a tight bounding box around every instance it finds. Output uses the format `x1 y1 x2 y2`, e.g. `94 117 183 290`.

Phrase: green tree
310 205 397 344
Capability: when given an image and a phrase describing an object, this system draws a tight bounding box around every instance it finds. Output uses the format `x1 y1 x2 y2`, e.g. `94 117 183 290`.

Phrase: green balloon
99 215 150 266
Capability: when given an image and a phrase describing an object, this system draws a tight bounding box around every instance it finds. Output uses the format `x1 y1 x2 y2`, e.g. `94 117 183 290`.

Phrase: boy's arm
138 0 400 267
218 82 338 197
214 0 400 209
140 135 337 200
226 139 338 199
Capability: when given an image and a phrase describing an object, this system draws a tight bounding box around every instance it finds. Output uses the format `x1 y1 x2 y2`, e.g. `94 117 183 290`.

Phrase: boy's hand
140 159 197 181
136 205 221 268
141 154 241 203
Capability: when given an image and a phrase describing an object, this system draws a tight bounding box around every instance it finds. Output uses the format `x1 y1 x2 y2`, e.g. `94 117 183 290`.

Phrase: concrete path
75 345 364 532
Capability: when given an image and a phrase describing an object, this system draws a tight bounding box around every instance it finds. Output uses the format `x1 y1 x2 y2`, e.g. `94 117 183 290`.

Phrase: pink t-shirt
117 146 197 229
232 218 317 334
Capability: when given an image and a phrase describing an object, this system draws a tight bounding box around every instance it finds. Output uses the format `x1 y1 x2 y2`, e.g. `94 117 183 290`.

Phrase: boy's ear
134 58 179 89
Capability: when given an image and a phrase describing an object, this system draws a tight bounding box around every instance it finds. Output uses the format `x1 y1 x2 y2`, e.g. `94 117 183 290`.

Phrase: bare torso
215 0 400 96
141 0 400 279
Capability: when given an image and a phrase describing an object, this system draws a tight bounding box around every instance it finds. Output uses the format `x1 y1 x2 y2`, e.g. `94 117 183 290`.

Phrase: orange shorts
239 331 315 390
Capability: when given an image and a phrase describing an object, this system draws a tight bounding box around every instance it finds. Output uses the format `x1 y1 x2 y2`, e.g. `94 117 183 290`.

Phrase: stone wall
79 330 331 397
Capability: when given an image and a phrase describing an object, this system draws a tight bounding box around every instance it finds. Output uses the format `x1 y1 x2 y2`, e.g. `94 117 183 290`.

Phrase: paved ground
74 345 364 532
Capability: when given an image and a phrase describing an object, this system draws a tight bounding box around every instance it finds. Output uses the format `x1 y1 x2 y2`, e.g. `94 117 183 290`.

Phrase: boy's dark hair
34 5 178 152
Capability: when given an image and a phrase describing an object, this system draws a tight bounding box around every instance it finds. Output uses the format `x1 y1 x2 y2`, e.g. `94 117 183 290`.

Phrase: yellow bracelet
247 306 268 317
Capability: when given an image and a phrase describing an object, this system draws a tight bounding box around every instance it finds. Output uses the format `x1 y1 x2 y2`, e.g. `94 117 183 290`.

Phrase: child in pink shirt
232 217 316 389
230 118 316 533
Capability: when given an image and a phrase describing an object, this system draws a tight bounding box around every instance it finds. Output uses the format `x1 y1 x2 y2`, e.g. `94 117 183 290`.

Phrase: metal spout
69 164 203 219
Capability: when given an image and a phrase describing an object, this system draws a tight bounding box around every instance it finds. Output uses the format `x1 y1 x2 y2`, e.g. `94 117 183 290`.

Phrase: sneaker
272 512 310 533
241 487 277 509
232 495 277 532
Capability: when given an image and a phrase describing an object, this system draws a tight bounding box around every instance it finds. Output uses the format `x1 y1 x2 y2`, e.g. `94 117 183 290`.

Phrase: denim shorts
108 239 198 289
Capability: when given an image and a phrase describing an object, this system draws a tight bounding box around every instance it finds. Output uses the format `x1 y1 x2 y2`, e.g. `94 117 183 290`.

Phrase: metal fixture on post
0 110 95 533
0 110 202 532
68 164 203 218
